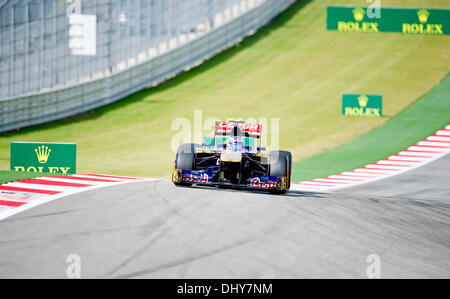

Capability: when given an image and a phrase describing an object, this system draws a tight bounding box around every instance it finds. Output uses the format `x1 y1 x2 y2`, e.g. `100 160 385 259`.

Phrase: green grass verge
0 170 65 185
0 0 449 180
292 74 450 181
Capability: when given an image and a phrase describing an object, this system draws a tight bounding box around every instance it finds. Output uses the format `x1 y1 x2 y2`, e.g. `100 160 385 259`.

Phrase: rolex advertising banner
342 94 382 117
327 6 450 35
10 142 76 174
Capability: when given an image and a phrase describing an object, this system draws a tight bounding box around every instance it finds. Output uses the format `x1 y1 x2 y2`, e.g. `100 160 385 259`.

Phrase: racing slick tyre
173 143 200 186
269 150 292 194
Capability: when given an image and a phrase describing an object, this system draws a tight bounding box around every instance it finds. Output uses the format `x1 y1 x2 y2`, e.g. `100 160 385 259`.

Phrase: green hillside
293 73 450 181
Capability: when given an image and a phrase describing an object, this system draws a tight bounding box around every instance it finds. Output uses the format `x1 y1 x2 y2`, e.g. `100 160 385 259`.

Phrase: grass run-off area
0 0 449 183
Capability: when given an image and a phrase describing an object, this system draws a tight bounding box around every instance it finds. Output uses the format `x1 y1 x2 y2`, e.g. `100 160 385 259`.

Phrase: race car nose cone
220 152 242 162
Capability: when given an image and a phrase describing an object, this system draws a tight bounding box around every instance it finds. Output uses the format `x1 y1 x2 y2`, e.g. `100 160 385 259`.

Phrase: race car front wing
172 168 288 191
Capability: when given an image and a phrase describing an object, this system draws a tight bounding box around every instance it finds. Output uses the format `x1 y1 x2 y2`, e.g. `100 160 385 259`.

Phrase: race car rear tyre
269 150 292 194
174 143 200 186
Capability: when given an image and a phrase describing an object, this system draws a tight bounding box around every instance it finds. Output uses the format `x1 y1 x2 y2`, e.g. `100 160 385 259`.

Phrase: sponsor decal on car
215 121 262 137
249 177 276 188
182 170 213 183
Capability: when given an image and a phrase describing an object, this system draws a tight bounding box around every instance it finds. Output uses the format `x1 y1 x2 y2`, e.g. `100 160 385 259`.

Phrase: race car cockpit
226 126 244 152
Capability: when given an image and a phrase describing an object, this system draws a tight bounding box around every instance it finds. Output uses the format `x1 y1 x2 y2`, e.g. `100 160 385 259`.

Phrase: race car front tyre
173 143 200 186
269 150 292 194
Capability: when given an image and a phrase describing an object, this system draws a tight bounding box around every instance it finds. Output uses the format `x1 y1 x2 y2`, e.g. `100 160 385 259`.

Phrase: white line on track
397 151 437 157
377 161 413 166
408 146 444 152
3 182 80 192
339 172 380 177
436 131 450 136
427 136 450 142
365 164 405 170
39 176 118 185
312 179 353 184
417 141 450 147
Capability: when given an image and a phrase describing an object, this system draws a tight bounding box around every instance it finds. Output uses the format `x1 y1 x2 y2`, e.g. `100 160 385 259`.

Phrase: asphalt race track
0 154 449 279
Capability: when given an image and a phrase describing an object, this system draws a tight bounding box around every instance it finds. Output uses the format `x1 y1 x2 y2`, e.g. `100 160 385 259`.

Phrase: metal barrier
0 0 294 132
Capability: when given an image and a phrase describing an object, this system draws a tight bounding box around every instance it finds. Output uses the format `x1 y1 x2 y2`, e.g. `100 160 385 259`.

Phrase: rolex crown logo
352 7 365 22
35 145 51 164
417 9 429 24
358 95 369 108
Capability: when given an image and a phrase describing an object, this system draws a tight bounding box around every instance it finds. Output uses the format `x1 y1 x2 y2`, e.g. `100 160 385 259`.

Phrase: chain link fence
0 0 294 132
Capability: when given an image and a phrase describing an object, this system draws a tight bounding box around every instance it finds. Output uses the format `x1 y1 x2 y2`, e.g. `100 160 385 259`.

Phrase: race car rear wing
213 121 263 152
214 121 262 138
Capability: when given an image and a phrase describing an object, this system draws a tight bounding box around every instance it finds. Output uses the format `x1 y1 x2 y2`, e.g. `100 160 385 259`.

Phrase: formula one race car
172 121 292 194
